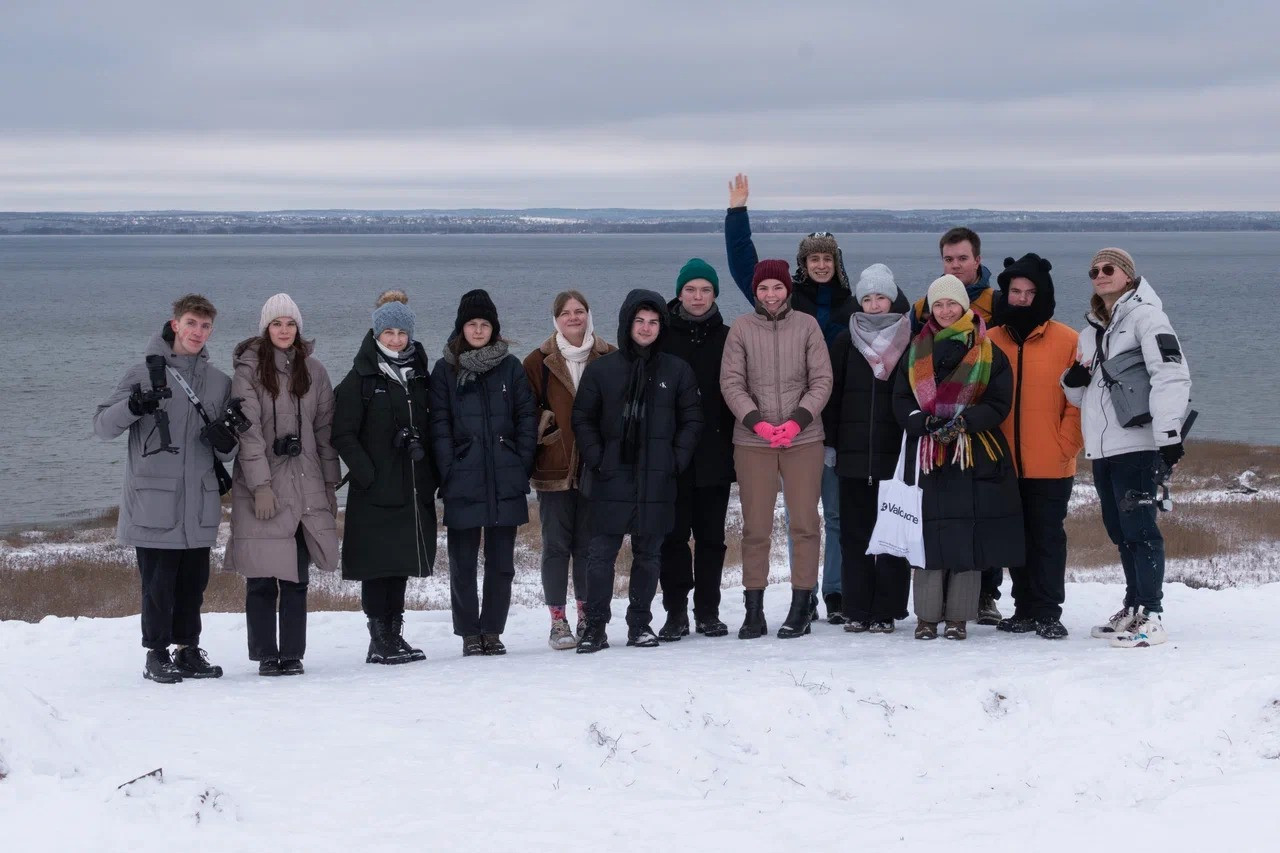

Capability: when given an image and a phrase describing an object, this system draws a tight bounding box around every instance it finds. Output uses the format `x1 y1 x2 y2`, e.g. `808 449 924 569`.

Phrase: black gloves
127 386 161 417
1159 442 1185 469
1062 362 1092 389
200 420 240 454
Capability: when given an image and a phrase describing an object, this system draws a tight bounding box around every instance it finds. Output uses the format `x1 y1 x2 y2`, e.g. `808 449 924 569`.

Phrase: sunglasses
807 231 834 239
1088 264 1117 280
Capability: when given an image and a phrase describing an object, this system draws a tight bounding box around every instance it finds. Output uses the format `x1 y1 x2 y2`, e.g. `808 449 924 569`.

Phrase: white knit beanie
259 293 303 334
926 275 970 312
855 263 898 302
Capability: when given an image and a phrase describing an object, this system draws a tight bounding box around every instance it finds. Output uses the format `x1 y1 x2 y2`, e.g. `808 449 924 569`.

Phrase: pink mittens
770 420 802 448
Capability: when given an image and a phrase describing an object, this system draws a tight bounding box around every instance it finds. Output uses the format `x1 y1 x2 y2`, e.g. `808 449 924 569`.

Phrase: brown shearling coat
223 339 341 582
522 333 615 492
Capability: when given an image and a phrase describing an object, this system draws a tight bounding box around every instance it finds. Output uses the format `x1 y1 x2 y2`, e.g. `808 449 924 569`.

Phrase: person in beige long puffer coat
223 293 340 676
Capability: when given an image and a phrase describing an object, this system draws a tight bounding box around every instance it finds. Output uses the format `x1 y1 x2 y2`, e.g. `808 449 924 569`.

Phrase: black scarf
620 346 653 464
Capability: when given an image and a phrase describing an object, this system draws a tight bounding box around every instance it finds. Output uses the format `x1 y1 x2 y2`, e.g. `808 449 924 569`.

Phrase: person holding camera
223 294 340 676
523 290 615 649
1062 249 1192 648
94 294 237 684
430 290 537 657
332 290 438 665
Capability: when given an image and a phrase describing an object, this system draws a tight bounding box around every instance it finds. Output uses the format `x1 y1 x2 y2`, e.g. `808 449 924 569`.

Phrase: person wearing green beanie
677 258 719 298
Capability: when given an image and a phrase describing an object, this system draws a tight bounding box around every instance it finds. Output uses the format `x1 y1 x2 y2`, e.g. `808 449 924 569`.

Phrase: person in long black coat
656 258 737 641
892 276 1024 641
822 264 914 633
429 289 537 657
571 289 703 652
332 290 438 665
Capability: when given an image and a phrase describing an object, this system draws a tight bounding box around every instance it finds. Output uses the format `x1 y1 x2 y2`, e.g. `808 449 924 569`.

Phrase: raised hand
728 173 750 208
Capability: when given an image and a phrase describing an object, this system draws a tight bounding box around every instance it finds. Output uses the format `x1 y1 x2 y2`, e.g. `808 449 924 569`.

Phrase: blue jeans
785 464 843 599
1093 451 1165 613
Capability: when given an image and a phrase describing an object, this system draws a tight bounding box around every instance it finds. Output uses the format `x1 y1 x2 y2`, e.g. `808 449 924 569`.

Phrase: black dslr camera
273 433 303 458
132 354 178 456
393 426 426 462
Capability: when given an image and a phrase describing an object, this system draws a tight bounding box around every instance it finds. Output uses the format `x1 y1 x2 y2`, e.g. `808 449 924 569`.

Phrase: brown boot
914 620 938 640
944 620 968 640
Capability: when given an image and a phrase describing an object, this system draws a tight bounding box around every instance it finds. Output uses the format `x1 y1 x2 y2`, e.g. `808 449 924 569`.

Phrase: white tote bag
866 436 926 568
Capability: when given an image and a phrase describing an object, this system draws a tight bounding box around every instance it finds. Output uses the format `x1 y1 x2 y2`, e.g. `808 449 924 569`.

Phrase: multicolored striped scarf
906 312 1001 471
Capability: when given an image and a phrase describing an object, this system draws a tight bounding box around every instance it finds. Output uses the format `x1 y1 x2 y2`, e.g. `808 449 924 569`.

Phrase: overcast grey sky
4 0 1278 211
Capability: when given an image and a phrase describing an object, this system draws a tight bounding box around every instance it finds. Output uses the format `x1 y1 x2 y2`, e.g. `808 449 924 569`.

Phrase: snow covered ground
3 581 1278 851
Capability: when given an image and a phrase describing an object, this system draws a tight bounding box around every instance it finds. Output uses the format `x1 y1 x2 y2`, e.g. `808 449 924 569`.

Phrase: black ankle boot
777 588 814 638
389 615 426 662
366 618 413 665
658 609 690 642
737 590 767 640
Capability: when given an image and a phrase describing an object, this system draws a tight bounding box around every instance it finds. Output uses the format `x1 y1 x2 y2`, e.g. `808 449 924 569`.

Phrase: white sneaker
548 618 577 650
1110 607 1168 648
1090 606 1136 639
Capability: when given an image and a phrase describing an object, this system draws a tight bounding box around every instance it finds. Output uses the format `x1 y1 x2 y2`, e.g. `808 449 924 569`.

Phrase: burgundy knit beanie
752 259 793 295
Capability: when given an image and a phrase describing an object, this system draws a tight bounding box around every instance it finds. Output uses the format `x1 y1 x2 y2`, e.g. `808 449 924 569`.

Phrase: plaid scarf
906 312 1000 472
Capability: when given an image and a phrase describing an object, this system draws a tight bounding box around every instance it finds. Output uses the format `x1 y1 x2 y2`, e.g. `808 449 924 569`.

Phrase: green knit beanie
676 257 720 297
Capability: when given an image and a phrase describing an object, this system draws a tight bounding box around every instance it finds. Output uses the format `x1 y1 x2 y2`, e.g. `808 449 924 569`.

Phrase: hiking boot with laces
997 615 1038 634
843 620 871 634
1035 617 1069 640
943 620 968 640
825 592 847 625
1091 606 1136 639
462 635 485 657
976 594 1002 626
1110 607 1167 648
390 615 426 662
173 646 223 679
868 620 895 634
258 659 283 677
548 618 577 650
914 620 938 640
144 648 183 684
280 659 305 676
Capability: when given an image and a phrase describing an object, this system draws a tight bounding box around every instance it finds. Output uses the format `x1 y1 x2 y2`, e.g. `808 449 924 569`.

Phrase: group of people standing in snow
95 174 1193 684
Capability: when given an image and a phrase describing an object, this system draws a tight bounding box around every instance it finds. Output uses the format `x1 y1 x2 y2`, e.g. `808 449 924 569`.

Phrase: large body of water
1 232 1273 528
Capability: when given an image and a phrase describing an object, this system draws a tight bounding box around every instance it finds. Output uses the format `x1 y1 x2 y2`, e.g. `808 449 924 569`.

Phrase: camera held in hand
273 433 303 458
393 426 426 462
134 354 178 455
200 397 252 454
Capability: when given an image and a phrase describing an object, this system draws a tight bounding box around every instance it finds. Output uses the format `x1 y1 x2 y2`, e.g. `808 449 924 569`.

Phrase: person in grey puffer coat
94 294 235 684
1062 248 1191 648
223 294 341 676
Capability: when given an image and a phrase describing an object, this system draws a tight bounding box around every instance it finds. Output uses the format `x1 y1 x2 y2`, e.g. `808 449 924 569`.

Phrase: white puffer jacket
1061 278 1191 460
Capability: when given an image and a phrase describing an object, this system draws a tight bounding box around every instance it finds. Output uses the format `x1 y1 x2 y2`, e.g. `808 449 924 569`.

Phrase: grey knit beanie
372 292 415 338
855 264 897 302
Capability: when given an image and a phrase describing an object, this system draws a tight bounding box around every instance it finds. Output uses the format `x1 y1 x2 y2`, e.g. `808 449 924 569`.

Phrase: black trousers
659 478 731 619
981 567 1003 601
245 529 310 661
362 576 410 620
447 526 516 636
585 522 663 629
1009 476 1074 620
135 547 211 650
838 475 911 622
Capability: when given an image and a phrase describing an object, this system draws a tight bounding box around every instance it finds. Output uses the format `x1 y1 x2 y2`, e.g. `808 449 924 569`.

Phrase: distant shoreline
3 209 1279 236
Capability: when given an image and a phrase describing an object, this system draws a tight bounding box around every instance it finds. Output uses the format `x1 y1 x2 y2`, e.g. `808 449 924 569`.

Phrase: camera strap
166 367 212 426
167 366 233 495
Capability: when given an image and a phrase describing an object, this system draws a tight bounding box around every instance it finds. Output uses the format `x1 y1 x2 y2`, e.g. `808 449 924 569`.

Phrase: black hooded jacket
661 299 735 487
822 289 914 482
571 290 704 537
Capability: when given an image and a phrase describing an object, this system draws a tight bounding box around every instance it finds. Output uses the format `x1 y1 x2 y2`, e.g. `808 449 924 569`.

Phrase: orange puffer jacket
989 320 1083 478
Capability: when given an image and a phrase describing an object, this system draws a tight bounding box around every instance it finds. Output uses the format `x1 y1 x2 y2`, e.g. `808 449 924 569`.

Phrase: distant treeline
3 210 1279 235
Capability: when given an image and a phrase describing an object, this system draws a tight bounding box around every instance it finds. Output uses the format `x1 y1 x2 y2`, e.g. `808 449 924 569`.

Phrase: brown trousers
735 442 824 591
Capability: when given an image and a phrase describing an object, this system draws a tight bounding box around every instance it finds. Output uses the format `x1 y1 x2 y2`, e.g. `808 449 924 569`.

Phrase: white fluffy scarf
555 311 596 390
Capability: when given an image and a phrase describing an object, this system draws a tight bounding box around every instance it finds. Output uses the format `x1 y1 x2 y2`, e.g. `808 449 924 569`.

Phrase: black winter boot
173 646 223 679
481 633 507 656
737 590 767 640
824 592 847 625
366 619 414 665
143 648 183 684
390 615 426 662
778 588 814 638
658 609 690 642
462 635 485 657
576 622 609 654
695 614 729 637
